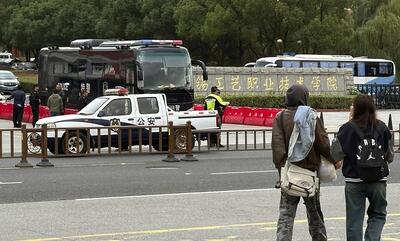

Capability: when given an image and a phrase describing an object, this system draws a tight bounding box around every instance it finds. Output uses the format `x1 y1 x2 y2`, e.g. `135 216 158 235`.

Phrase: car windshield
138 48 190 90
78 97 109 115
255 60 273 67
0 72 16 79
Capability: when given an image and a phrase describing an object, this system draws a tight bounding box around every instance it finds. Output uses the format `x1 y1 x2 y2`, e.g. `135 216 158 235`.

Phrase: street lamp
276 39 283 55
344 7 352 16
297 40 302 54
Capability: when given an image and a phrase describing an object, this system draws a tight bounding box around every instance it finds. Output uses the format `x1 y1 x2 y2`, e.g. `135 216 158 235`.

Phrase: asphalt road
1 151 400 241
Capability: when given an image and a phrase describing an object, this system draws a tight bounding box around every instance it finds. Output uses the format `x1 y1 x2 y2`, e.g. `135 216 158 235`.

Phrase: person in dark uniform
204 86 230 147
78 89 89 110
7 85 26 127
29 85 40 127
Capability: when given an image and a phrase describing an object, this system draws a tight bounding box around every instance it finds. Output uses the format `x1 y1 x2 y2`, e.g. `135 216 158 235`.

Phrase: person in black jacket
7 85 26 127
331 94 393 241
29 85 40 127
78 89 89 110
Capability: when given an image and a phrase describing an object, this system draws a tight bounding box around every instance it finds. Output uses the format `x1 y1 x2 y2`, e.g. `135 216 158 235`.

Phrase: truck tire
61 132 88 155
152 143 169 152
174 129 195 152
47 140 64 155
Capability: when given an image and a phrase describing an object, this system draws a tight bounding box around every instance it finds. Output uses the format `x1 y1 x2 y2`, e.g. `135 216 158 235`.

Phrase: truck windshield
78 97 109 115
138 48 190 90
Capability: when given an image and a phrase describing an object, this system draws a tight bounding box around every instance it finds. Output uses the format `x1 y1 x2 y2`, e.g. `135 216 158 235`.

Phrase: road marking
75 188 277 201
210 170 276 175
17 213 400 241
0 181 22 185
57 162 146 168
0 167 20 170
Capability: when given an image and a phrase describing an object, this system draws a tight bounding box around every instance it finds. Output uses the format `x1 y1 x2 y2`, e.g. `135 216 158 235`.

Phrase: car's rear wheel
61 132 88 154
174 129 195 152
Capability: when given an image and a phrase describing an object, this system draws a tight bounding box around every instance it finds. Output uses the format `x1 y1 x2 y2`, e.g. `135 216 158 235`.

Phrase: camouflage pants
276 191 327 241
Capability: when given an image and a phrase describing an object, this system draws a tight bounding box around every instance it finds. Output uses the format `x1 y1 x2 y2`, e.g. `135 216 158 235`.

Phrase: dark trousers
13 106 24 128
31 106 39 127
345 182 387 241
277 191 327 241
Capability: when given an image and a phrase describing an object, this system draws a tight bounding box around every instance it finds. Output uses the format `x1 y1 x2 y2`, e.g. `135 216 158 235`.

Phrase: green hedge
19 82 36 93
195 94 355 109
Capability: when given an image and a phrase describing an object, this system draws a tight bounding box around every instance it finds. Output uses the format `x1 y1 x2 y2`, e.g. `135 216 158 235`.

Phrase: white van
0 52 14 65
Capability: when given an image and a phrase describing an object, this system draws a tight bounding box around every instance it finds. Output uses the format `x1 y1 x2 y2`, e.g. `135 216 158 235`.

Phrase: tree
352 0 400 71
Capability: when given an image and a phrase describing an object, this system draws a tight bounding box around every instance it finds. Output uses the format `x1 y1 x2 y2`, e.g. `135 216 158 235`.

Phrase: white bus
255 54 396 85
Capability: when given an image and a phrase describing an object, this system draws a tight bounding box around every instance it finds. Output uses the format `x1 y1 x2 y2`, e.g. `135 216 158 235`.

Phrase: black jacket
335 120 392 181
29 90 40 108
78 96 88 110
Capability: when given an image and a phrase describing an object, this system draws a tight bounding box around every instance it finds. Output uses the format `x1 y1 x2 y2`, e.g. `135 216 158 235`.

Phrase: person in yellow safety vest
205 86 229 147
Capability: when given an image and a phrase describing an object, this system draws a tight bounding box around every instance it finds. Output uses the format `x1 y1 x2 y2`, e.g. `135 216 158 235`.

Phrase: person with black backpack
331 94 394 241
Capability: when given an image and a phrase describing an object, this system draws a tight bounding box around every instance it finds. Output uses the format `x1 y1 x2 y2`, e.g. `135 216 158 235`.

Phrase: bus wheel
62 132 88 155
174 129 195 152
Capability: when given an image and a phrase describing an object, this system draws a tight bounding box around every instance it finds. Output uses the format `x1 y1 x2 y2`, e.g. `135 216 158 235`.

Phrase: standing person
78 89 89 110
47 89 63 116
331 94 393 241
272 84 340 241
56 84 66 113
29 85 40 127
7 85 26 128
204 86 229 147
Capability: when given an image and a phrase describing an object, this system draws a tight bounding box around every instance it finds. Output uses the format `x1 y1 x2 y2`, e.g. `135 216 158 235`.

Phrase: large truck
38 39 208 111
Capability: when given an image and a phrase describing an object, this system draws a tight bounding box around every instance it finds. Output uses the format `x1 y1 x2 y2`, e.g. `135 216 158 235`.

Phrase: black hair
352 94 377 128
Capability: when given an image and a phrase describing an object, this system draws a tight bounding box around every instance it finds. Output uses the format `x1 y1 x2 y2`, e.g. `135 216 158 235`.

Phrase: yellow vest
205 93 229 109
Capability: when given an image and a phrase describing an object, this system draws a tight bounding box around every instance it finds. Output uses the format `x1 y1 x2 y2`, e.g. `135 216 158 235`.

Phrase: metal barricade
356 84 400 109
0 122 399 167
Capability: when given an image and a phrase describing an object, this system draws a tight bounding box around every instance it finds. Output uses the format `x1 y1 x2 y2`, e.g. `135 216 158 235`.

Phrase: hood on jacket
285 84 309 107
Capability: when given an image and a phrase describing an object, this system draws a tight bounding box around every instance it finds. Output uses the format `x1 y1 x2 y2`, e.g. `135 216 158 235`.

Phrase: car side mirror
98 110 105 117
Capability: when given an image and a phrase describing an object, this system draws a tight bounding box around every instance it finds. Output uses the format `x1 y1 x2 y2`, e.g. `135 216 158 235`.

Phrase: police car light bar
104 88 129 96
100 40 183 47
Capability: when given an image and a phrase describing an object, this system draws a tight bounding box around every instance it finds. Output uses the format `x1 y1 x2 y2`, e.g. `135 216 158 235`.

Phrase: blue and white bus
255 54 396 85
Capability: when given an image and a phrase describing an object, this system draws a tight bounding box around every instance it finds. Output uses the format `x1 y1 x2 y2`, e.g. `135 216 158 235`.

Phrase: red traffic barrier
22 105 32 123
193 104 205 111
4 103 13 120
0 103 7 119
243 108 269 126
264 108 282 127
39 106 50 119
222 106 251 124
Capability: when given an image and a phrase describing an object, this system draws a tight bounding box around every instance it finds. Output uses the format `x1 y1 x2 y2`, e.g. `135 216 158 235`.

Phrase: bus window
340 62 356 75
302 62 318 68
357 62 365 76
378 63 393 76
282 61 300 68
320 61 338 68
